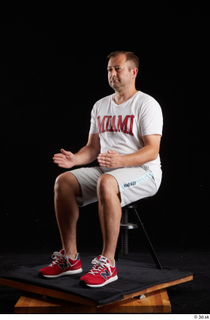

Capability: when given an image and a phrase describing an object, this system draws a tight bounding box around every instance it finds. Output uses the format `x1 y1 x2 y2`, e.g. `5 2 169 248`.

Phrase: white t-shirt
89 91 163 189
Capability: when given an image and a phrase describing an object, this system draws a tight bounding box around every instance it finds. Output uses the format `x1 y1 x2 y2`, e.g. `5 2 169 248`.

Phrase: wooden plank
0 278 97 307
15 294 66 314
98 289 171 313
14 289 171 313
123 274 193 300
15 295 95 314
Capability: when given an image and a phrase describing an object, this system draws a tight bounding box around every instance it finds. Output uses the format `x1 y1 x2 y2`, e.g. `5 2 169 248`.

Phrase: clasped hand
97 150 124 168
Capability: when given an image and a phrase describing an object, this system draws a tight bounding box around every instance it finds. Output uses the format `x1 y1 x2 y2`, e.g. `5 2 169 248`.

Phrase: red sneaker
79 255 118 288
38 249 82 278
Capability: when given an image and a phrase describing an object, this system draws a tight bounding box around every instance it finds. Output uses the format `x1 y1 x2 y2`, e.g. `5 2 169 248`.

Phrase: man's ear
132 67 138 79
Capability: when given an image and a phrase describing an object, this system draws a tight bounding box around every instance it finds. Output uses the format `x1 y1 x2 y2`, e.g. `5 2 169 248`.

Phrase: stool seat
120 202 138 229
124 203 138 209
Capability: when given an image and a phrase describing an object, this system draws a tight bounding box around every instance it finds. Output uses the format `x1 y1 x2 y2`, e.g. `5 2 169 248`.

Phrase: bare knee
54 172 81 198
97 174 119 201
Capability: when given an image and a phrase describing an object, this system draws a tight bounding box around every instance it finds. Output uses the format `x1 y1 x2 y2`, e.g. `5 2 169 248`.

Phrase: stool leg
121 208 129 255
134 208 163 270
115 208 129 261
115 233 120 261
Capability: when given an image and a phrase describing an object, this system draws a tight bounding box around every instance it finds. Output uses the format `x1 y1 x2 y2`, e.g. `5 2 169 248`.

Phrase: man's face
107 54 135 91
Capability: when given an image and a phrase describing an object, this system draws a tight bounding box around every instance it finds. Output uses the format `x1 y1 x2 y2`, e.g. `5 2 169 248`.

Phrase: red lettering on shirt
97 115 134 136
109 115 117 132
97 116 108 133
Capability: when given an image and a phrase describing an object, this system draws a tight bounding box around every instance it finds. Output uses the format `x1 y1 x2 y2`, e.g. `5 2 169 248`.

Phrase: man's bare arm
97 135 161 168
53 134 100 168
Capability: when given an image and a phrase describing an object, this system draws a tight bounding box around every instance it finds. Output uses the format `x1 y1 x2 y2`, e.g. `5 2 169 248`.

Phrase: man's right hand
53 149 77 168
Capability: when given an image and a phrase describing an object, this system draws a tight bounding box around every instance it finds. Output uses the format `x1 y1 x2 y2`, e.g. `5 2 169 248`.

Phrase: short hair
107 51 139 70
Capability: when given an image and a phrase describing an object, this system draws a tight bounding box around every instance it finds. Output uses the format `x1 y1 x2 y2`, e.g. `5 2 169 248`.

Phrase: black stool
115 201 163 270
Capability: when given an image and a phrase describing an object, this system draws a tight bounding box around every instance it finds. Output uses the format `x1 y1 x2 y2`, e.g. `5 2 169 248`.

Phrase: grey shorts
70 166 158 208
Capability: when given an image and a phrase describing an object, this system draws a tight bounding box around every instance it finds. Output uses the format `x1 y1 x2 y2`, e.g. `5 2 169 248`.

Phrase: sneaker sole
38 268 83 278
79 275 118 288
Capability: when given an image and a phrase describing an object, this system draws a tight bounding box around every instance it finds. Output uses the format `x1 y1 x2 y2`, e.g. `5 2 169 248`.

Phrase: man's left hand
97 150 124 168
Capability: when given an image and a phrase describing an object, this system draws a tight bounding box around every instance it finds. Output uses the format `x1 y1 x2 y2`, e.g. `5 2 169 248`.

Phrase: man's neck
114 88 138 105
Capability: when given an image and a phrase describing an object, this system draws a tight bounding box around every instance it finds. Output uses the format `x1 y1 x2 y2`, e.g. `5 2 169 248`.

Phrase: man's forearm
74 145 98 166
97 145 159 169
122 145 159 167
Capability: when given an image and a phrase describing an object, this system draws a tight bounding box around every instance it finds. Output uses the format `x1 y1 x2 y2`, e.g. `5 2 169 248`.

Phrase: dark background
1 3 209 314
1 3 208 256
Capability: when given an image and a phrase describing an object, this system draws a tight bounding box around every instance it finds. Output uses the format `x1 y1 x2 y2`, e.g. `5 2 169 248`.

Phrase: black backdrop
2 4 208 255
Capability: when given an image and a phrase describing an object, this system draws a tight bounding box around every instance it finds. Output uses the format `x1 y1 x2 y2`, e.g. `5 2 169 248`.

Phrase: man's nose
110 69 116 77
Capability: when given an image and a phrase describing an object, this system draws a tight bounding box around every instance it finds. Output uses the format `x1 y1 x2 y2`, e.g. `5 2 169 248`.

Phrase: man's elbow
150 149 159 161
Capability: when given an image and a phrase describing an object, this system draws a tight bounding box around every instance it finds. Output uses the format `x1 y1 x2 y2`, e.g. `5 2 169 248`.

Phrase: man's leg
54 172 81 259
97 174 121 266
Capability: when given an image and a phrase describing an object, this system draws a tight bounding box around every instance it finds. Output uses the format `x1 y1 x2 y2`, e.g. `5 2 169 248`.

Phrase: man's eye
107 68 121 72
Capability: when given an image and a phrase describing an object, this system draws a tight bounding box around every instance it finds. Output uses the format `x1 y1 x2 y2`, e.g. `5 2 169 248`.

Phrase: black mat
0 256 193 306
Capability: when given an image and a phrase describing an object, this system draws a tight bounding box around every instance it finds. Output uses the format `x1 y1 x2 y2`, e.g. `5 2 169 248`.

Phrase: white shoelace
89 257 112 276
50 251 65 266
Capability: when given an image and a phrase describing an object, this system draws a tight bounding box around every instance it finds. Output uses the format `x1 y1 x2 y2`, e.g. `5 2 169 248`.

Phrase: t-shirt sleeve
89 103 98 134
140 98 163 137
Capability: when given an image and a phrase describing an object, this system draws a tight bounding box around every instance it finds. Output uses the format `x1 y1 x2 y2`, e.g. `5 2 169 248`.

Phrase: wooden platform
14 289 171 313
0 275 193 313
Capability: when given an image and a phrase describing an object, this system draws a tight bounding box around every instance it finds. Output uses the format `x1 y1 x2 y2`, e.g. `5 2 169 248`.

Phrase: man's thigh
69 167 104 207
105 166 158 207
